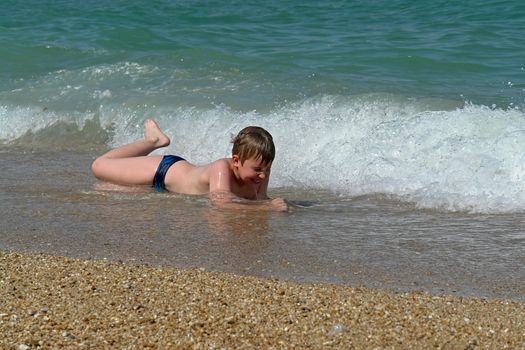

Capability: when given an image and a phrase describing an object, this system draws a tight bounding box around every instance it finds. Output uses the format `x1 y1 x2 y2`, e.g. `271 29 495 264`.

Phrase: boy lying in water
91 119 288 211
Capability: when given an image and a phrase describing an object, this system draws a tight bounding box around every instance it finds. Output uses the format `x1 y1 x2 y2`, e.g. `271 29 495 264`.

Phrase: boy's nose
259 173 266 179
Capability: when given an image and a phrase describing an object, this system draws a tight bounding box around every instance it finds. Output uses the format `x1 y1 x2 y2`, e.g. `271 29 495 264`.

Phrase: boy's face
233 156 272 185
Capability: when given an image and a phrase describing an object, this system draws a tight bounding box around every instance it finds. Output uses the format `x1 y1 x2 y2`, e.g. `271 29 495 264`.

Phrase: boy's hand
271 198 288 212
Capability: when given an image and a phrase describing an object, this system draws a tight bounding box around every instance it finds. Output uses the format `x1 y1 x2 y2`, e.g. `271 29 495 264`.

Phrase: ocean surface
1 0 524 300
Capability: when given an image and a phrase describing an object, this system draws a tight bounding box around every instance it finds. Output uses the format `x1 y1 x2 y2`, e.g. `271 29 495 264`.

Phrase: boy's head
231 126 275 165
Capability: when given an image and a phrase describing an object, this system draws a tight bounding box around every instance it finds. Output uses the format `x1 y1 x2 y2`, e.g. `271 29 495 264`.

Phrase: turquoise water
1 0 524 110
1 1 525 299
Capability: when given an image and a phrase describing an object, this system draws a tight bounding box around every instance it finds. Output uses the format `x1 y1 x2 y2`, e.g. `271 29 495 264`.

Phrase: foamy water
2 95 525 213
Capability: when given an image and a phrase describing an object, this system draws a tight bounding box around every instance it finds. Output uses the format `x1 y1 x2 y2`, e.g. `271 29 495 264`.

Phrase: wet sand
1 251 523 349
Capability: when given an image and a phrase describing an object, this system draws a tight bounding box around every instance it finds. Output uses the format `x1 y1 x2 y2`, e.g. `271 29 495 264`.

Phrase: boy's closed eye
254 167 271 173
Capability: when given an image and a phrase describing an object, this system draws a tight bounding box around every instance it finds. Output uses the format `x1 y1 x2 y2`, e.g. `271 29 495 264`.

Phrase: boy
91 119 288 211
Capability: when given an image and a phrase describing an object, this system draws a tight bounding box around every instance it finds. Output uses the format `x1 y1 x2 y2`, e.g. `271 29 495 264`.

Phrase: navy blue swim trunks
152 155 185 192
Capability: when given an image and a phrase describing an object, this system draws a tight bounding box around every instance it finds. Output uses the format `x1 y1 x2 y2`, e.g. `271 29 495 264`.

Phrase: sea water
1 0 524 300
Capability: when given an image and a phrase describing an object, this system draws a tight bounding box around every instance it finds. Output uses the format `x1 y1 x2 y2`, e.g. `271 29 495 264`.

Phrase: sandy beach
0 251 523 349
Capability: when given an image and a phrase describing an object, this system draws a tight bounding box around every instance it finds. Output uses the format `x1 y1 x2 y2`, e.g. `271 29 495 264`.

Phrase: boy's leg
91 120 170 185
92 155 165 185
98 119 170 159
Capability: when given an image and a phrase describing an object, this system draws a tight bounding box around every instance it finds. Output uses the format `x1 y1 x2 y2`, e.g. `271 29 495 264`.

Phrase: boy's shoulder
203 158 234 190
207 158 232 173
210 157 230 166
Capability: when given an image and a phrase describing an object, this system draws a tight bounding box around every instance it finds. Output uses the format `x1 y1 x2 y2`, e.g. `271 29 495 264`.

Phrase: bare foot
144 119 170 148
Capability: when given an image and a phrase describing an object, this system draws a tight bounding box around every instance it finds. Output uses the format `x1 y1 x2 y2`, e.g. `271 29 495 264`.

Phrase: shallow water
1 150 523 301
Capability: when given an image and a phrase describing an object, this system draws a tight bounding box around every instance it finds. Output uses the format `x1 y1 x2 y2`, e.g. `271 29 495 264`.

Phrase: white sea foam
2 94 524 213
0 105 92 141
268 97 525 213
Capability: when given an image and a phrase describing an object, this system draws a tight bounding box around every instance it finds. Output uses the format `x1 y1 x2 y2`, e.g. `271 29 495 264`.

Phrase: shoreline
1 251 524 348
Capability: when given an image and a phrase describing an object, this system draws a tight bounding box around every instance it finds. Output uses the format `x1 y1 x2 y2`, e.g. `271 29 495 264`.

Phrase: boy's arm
209 191 288 211
208 160 287 212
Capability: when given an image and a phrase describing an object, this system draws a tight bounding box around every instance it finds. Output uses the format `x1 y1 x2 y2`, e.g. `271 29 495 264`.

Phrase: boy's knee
91 158 104 178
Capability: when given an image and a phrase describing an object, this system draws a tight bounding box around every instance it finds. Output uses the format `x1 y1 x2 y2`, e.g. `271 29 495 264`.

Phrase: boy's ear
232 154 241 166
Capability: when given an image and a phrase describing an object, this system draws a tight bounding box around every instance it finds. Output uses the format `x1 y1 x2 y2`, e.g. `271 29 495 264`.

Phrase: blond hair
231 126 275 165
